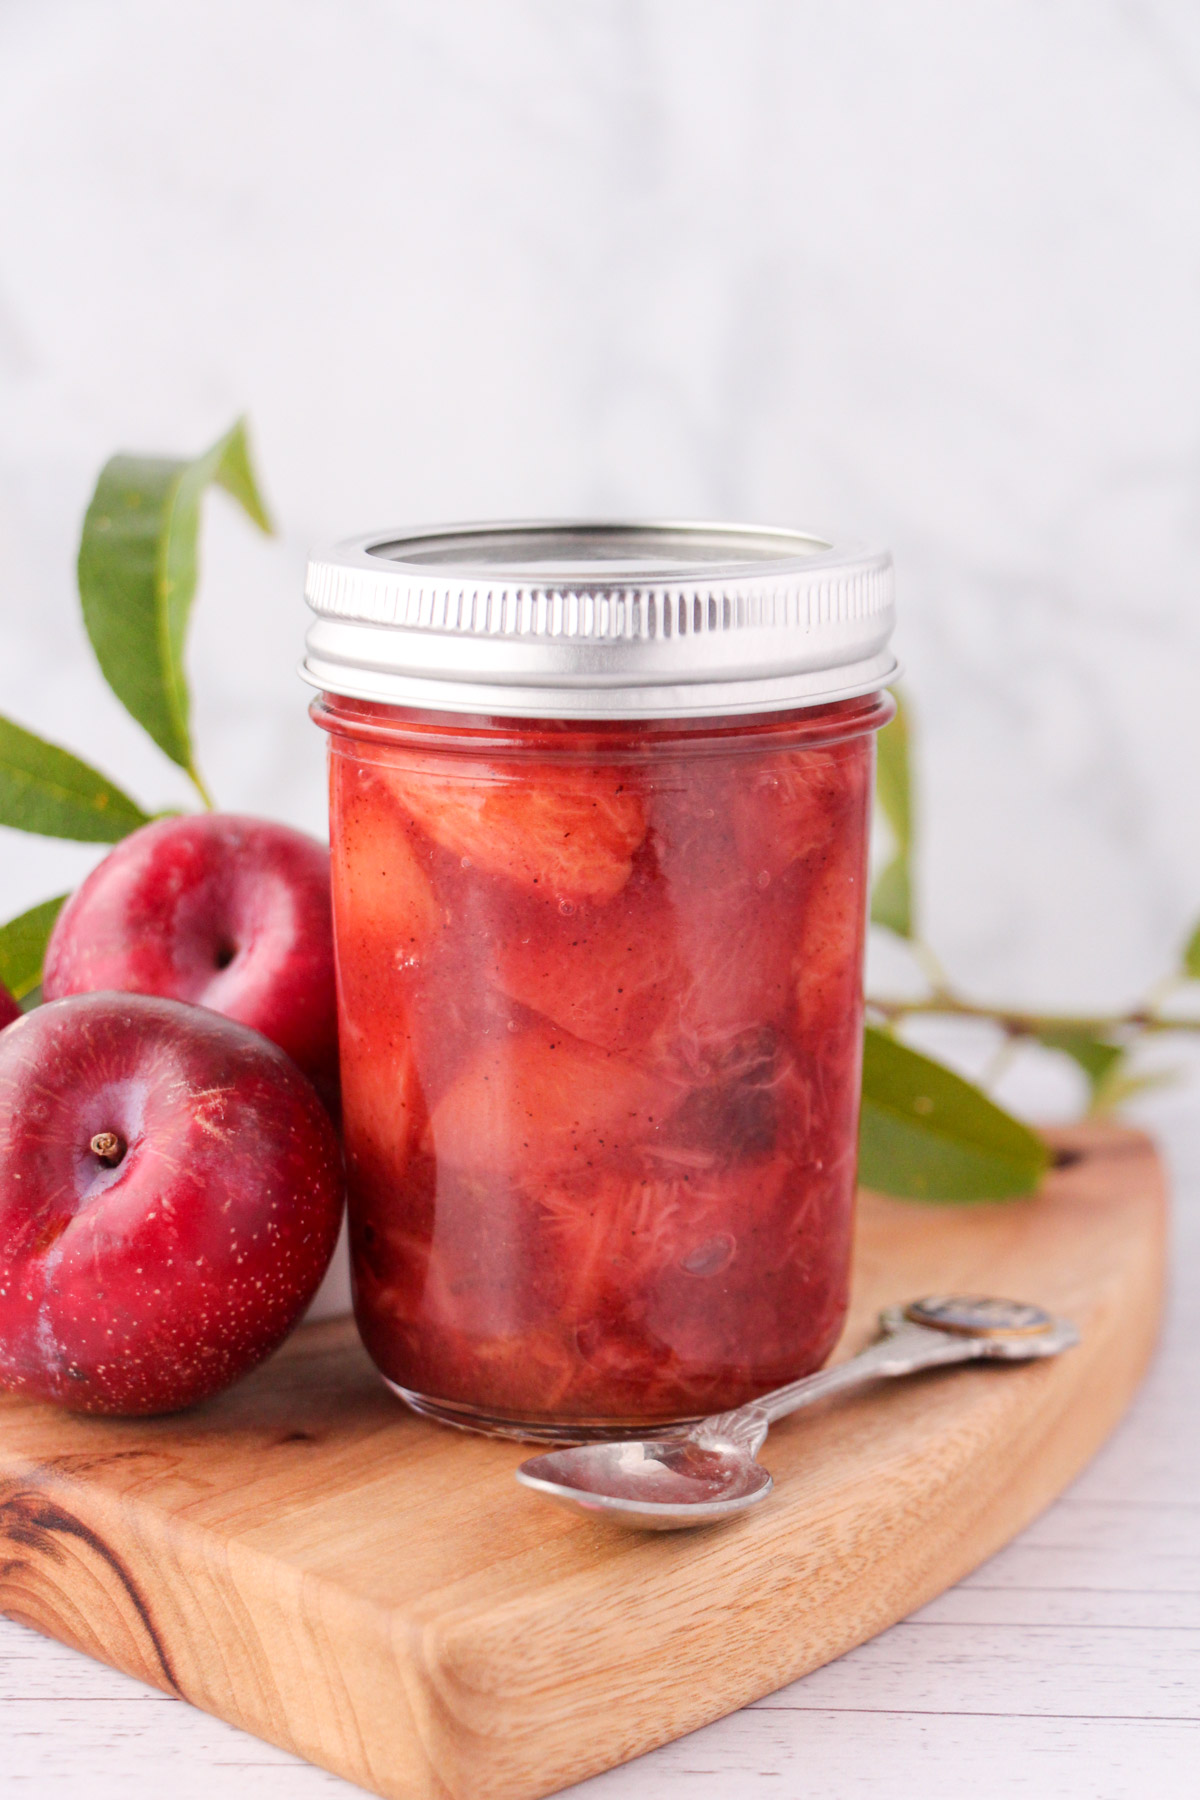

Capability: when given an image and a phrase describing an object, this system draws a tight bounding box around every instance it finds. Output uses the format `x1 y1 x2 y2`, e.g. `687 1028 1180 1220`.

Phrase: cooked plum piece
330 763 443 967
326 702 877 1429
487 852 677 1054
732 744 858 877
428 1024 677 1181
374 756 646 902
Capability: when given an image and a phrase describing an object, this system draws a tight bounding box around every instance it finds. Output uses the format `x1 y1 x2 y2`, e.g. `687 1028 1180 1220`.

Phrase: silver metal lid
301 520 897 719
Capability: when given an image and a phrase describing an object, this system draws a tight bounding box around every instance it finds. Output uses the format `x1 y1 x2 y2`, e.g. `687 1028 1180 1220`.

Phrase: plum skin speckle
42 813 340 1116
0 992 345 1416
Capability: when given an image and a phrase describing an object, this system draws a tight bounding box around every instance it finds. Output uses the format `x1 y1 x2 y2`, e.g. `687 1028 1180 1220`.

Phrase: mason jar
303 523 897 1441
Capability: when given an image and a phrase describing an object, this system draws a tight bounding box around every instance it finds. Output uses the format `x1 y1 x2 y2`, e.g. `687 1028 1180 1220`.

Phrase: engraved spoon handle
692 1324 986 1454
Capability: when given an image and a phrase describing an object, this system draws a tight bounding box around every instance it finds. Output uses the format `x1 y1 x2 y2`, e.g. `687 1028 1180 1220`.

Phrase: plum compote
316 692 888 1439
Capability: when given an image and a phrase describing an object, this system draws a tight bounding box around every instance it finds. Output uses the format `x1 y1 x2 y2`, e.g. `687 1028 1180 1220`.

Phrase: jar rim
311 688 896 760
302 518 898 719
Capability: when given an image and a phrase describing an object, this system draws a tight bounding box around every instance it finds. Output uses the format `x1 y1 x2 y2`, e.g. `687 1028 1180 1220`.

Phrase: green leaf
858 1025 1049 1200
1035 1027 1125 1092
1088 1064 1181 1113
0 894 68 1000
0 714 152 842
870 854 912 939
1183 917 1200 980
1033 1026 1153 1118
77 417 274 795
871 691 913 937
211 419 273 532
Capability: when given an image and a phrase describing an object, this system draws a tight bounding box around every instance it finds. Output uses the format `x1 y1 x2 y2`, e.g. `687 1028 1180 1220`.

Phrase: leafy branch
0 895 69 1002
0 424 1181 1204
0 418 272 989
859 1025 1048 1201
865 697 1200 1141
77 417 273 807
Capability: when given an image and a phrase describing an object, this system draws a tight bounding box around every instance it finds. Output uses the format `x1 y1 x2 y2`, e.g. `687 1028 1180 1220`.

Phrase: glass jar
304 523 897 1440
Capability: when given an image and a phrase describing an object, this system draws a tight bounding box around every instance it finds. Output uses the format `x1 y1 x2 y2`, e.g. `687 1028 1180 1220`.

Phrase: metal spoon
516 1296 1080 1530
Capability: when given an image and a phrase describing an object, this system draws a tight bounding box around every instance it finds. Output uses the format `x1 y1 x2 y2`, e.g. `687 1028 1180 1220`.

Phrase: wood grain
0 1123 1166 1800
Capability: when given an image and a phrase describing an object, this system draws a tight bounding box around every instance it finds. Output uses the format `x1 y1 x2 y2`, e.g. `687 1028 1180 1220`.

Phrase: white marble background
2 0 1199 1071
4 10 1200 1788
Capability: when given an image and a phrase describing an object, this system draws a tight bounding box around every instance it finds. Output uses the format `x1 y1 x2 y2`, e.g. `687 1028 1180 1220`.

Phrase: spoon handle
692 1323 987 1453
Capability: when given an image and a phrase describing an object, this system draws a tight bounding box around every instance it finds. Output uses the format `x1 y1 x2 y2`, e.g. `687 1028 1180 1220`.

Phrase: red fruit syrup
314 693 887 1439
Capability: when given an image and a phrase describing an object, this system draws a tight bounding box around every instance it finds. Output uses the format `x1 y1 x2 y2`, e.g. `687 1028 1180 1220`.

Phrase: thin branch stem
981 1033 1021 1090
1143 970 1187 1012
865 992 1200 1039
869 928 1200 1041
187 761 216 811
908 935 953 999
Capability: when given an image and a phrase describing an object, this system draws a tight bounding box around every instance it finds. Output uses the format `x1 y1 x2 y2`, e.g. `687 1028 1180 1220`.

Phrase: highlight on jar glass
303 523 898 1441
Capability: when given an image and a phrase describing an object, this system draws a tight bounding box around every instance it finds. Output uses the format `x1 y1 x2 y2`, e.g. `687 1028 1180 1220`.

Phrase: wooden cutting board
0 1123 1166 1800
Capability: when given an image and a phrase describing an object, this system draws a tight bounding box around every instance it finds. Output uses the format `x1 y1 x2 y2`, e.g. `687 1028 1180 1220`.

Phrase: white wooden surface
3 1100 1197 1800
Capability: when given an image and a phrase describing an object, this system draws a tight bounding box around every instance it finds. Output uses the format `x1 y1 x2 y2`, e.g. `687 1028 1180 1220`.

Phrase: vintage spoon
516 1296 1080 1530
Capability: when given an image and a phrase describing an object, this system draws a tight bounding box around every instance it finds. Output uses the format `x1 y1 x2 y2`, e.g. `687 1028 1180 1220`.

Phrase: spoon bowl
516 1295 1080 1530
518 1436 774 1530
